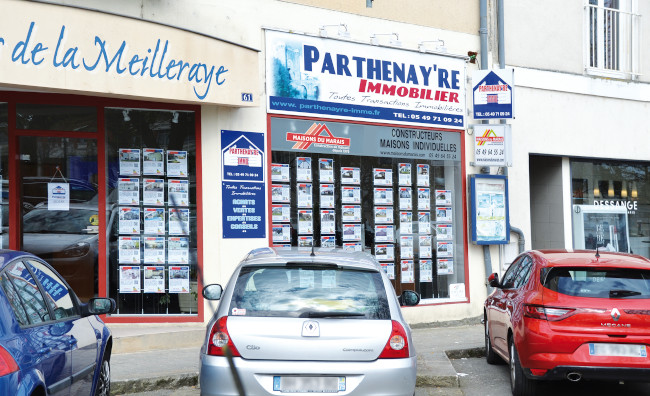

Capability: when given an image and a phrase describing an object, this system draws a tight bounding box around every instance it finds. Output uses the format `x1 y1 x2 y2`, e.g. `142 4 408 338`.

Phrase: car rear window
228 265 390 319
544 267 650 299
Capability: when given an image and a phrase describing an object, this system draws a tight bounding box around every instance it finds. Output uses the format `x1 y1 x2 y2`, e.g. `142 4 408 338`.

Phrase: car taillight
378 321 410 359
207 316 240 357
0 346 18 377
524 304 576 321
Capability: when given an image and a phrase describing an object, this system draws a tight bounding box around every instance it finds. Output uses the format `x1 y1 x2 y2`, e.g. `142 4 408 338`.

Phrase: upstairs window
586 0 640 79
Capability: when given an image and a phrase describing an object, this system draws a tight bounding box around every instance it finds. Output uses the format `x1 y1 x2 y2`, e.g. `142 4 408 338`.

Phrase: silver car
199 247 419 396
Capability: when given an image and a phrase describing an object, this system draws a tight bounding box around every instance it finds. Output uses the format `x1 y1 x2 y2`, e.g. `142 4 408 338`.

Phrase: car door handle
38 347 51 355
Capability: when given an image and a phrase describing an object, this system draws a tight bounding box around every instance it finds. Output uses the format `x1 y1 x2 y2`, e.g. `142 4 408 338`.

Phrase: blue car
0 250 115 396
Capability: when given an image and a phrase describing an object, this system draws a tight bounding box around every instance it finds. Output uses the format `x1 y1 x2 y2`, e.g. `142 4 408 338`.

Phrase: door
18 136 99 302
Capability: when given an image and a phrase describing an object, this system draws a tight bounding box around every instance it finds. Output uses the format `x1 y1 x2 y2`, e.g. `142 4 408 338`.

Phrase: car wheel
94 355 110 396
484 318 500 364
509 340 536 396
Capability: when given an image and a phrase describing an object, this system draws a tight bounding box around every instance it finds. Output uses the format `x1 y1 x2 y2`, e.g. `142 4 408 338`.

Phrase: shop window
16 104 97 132
0 104 7 249
105 108 198 315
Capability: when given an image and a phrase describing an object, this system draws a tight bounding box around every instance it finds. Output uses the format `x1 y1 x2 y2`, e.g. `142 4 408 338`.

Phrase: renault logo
302 320 320 337
611 308 621 321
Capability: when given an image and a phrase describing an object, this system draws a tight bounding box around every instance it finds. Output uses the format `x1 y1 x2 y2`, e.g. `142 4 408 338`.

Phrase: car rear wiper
609 289 642 298
300 311 365 318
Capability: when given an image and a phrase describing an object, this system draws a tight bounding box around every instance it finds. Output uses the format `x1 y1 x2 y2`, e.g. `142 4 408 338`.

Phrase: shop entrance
18 136 99 302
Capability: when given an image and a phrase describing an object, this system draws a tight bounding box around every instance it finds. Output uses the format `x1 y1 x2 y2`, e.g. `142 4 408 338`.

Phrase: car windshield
229 265 390 319
544 267 650 299
23 208 97 234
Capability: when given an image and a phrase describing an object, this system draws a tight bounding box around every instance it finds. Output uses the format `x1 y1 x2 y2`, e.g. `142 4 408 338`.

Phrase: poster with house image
435 190 452 206
168 179 189 206
373 168 392 186
399 187 412 210
119 266 141 293
297 183 313 208
144 208 166 235
341 167 360 184
320 210 336 234
272 204 291 223
321 235 336 248
400 235 414 259
143 266 165 293
418 212 431 234
119 207 140 234
374 187 393 205
436 207 453 223
320 184 335 208
143 179 165 206
375 225 394 243
143 237 165 264
419 235 432 258
342 205 361 222
168 208 190 235
420 260 433 282
417 164 430 186
418 188 431 210
437 241 453 258
119 148 141 176
143 148 165 175
398 163 411 185
168 237 189 264
271 163 290 182
298 209 313 234
271 184 291 203
118 236 141 264
169 266 190 293
296 157 312 182
342 224 362 241
167 150 188 177
374 207 394 224
319 158 334 183
341 186 361 204
437 258 454 275
272 224 291 242
374 244 395 261
118 178 140 205
401 260 414 283
381 263 395 280
400 211 413 234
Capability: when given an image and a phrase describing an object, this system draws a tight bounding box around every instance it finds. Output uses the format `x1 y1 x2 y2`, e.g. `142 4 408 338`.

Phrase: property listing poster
143 208 166 235
417 188 431 210
271 184 291 203
375 207 394 224
342 224 362 241
374 244 395 261
320 210 336 234
119 266 141 293
381 263 395 280
271 163 290 182
118 178 140 205
420 260 433 282
168 179 189 206
143 266 165 293
374 188 393 205
341 186 361 204
298 209 313 234
435 190 453 206
320 184 335 208
272 224 291 243
419 235 432 258
169 208 190 235
272 204 291 222
343 242 362 252
319 158 334 182
119 149 141 176
119 207 140 234
398 163 411 185
144 237 165 264
436 207 453 223
437 241 453 258
296 157 312 181
169 266 190 293
437 258 454 275
297 183 313 208
168 237 190 264
167 150 188 177
342 205 361 222
399 187 412 210
418 212 431 234
375 225 394 243
400 235 414 259
417 164 430 186
436 224 453 240
118 236 141 264
401 260 414 283
321 235 336 247
400 211 413 234
143 148 165 176
341 167 360 184
143 179 165 206
298 235 314 247
373 168 392 186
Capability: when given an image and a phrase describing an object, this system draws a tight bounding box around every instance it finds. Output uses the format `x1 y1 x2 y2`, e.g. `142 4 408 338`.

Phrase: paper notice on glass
400 235 414 259
418 212 431 234
400 211 413 234
167 150 188 177
449 283 465 299
375 225 394 243
143 148 165 176
342 224 362 241
144 237 165 264
319 158 334 183
271 184 291 203
374 188 393 205
118 178 140 205
320 210 336 235
119 207 140 234
119 266 141 293
381 263 395 280
341 186 361 204
436 224 453 240
419 235 432 258
298 235 313 248
398 163 411 186
399 187 412 210
417 164 430 186
373 168 392 186
168 237 189 264
119 149 141 176
374 244 395 261
417 188 431 210
297 183 313 208
272 204 291 223
320 184 335 208
272 224 291 243
296 157 312 182
420 260 433 282
168 208 190 235
343 242 362 252
118 236 141 264
342 205 361 222
401 260 414 283
437 259 454 275
436 207 453 223
168 179 189 206
271 163 290 182
322 270 337 288
143 179 165 206
341 167 360 184
321 235 336 248
143 208 166 235
48 182 69 211
435 190 452 206
374 207 394 224
144 266 165 293
298 209 313 234
169 266 190 293
437 241 453 257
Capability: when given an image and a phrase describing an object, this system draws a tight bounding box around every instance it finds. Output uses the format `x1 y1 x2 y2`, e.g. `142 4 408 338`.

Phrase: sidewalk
109 321 484 395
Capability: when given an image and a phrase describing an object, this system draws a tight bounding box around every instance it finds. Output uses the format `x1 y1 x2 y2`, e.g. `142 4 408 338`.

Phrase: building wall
529 156 565 250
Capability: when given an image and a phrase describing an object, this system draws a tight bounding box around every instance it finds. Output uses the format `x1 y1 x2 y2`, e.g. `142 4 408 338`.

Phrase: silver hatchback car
199 247 419 396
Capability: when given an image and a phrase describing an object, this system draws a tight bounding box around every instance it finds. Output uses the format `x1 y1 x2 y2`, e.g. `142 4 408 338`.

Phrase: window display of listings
270 117 465 300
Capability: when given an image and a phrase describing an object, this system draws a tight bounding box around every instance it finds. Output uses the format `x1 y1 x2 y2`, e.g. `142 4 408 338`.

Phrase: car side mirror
83 298 116 317
400 290 420 306
203 284 223 301
488 273 500 288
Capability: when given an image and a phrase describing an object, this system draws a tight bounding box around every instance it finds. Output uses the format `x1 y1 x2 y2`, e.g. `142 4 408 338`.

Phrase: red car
484 249 650 396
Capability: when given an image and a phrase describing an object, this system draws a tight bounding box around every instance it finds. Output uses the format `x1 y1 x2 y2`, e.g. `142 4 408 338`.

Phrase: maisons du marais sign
0 0 258 106
266 30 466 129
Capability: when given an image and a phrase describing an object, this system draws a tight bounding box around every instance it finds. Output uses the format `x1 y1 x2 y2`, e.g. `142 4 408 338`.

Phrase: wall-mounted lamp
608 180 615 197
172 111 179 124
122 109 131 122
593 183 600 197
632 181 638 198
622 181 628 198
418 39 447 53
319 23 350 38
371 33 401 47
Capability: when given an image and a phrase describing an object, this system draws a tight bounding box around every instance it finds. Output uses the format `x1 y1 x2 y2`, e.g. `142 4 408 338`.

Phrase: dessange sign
0 0 259 106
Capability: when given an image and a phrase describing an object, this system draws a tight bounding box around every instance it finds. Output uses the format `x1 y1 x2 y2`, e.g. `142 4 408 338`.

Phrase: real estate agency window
105 108 198 315
270 117 465 300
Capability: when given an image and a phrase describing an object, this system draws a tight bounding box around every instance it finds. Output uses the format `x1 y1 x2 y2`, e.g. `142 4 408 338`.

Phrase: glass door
19 136 99 302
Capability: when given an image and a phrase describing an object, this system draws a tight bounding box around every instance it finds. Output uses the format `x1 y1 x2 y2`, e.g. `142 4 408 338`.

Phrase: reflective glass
16 103 97 132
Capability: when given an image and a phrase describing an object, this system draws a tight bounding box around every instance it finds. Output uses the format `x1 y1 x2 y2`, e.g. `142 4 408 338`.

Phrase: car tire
509 340 536 396
484 319 500 365
94 355 111 396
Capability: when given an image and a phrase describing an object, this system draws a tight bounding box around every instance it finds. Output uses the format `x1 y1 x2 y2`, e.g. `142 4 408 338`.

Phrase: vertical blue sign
221 130 266 238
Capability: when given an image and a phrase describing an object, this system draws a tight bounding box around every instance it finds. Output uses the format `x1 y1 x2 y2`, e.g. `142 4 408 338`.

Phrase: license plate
273 376 346 393
589 343 647 357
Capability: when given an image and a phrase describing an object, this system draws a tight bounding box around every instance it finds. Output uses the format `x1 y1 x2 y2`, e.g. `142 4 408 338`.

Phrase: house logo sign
287 123 350 150
475 129 505 146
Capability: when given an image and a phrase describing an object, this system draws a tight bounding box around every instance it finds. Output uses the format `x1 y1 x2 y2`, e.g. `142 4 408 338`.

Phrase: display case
572 204 630 253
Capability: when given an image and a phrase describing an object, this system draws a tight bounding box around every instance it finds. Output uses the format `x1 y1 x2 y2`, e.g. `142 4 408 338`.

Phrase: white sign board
472 124 512 167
